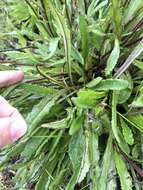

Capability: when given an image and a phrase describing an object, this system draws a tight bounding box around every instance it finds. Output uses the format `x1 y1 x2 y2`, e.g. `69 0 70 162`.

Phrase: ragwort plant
0 0 143 189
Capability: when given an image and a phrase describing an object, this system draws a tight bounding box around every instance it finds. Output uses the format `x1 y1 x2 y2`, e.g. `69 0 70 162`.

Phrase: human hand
0 71 27 148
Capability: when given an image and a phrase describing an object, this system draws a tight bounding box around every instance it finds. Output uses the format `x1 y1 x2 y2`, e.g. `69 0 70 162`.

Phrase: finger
0 96 16 117
0 111 27 148
0 96 27 147
0 70 24 87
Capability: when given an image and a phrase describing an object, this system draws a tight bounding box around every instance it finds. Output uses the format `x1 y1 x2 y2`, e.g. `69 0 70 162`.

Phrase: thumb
0 96 27 148
0 115 27 148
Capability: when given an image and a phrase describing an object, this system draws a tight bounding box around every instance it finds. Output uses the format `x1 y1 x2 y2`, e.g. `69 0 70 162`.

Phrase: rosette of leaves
0 0 143 189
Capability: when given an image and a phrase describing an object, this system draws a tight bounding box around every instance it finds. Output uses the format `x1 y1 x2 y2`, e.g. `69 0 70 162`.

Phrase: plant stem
36 65 64 87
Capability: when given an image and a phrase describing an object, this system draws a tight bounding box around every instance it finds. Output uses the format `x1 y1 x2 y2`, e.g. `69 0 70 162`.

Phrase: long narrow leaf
105 38 120 76
43 0 72 83
26 91 64 133
112 91 120 143
114 151 132 190
98 134 113 190
79 15 89 64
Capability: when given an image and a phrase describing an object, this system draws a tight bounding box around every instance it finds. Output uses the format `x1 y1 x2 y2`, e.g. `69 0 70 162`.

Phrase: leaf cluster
0 0 143 189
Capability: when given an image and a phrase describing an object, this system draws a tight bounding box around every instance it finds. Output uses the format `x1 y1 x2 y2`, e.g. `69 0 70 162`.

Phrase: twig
123 17 143 45
0 46 35 53
126 37 143 48
0 61 45 67
0 60 16 63
133 18 143 33
119 148 143 177
126 109 143 116
36 65 64 87
24 77 46 83
61 67 68 87
114 39 143 78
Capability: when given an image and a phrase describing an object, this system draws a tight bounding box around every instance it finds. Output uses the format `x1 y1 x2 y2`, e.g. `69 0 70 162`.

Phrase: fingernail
10 120 27 142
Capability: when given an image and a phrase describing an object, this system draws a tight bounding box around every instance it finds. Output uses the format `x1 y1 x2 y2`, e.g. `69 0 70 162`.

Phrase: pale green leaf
19 83 56 96
49 169 67 190
105 38 120 76
127 115 143 132
111 0 122 37
21 130 47 160
35 38 59 60
65 168 79 190
69 115 84 135
106 156 117 190
123 0 143 24
71 46 84 65
114 151 132 190
72 89 106 108
86 77 102 88
95 79 129 91
112 91 120 143
131 95 143 107
69 129 85 169
134 60 143 70
42 119 68 129
26 91 64 133
118 73 133 104
77 134 90 183
98 134 113 190
120 118 134 145
79 15 89 63
43 0 72 82
87 0 108 17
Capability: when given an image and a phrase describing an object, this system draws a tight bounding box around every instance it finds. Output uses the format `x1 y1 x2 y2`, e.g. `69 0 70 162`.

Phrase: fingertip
0 116 27 148
10 119 27 142
13 70 24 82
0 70 24 87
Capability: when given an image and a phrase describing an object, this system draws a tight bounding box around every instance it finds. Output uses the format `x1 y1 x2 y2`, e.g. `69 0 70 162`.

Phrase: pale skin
0 71 27 148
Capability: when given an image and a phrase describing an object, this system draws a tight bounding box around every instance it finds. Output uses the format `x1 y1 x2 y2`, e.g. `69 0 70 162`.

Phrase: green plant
0 0 143 189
